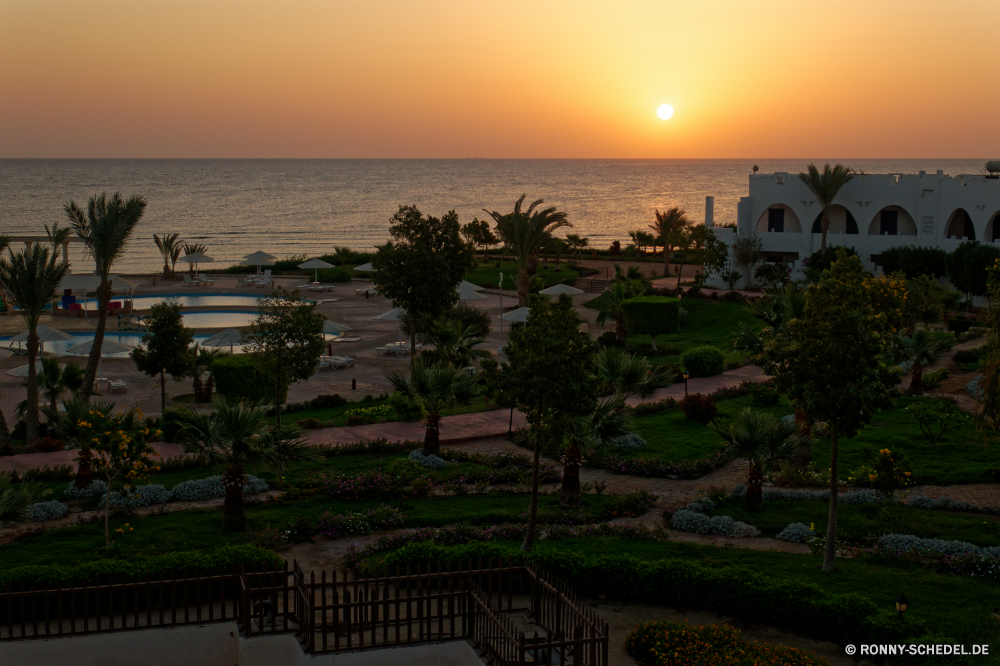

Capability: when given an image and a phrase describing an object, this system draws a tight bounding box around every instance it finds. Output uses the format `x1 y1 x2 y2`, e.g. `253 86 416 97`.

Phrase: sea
0 159 988 274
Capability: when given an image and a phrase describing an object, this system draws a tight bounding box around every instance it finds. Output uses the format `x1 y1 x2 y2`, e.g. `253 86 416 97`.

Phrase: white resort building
707 165 1000 288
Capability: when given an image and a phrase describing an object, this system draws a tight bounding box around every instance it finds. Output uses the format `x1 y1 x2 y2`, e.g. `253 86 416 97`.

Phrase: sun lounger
108 379 127 393
198 273 215 286
318 355 355 369
355 287 378 296
307 284 332 292
182 274 201 287
332 337 361 343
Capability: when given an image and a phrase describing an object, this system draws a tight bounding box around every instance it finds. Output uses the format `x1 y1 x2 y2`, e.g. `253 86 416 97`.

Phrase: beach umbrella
180 252 214 274
6 361 64 378
354 262 376 272
66 339 132 392
539 284 585 296
459 280 484 292
323 320 354 336
500 307 530 323
11 326 74 343
457 286 486 301
244 251 277 275
298 258 335 283
202 328 243 354
373 308 406 344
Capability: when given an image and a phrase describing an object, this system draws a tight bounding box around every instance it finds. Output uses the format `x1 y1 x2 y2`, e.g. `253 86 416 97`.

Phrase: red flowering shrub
680 394 717 423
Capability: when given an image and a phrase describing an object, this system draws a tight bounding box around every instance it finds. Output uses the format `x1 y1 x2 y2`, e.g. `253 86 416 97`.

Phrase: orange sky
2 0 998 158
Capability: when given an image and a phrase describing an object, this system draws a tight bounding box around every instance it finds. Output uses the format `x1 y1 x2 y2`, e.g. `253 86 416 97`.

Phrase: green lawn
0 493 617 570
708 497 1000 547
465 261 580 291
526 537 998 646
811 395 1000 485
631 395 791 462
584 298 762 366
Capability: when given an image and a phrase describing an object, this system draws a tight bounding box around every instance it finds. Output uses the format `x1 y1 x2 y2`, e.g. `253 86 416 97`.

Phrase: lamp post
895 592 908 619
683 371 690 396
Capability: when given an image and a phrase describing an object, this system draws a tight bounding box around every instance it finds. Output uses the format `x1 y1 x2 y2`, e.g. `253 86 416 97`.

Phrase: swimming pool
2 332 247 358
73 292 268 309
178 310 260 328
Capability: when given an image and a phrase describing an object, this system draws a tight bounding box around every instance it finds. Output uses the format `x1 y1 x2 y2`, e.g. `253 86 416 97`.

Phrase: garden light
683 371 690 396
896 592 908 618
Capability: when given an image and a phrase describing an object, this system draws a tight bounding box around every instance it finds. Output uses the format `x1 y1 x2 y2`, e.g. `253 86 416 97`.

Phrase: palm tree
896 329 955 394
0 473 50 523
420 320 490 369
799 164 853 251
565 234 589 259
44 222 71 254
387 361 480 456
594 282 631 343
484 195 571 306
17 357 83 418
153 233 180 278
733 283 805 361
189 346 228 402
65 192 147 397
595 347 672 401
175 397 314 532
710 408 809 511
649 207 690 281
0 245 68 444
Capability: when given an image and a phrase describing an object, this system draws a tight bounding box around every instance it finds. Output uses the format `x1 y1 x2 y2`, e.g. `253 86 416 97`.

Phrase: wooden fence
1 559 608 665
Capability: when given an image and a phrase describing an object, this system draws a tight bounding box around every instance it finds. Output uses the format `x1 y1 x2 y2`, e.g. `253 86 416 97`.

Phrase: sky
2 0 998 159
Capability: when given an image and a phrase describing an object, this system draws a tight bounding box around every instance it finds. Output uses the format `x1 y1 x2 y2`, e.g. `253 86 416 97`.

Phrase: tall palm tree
420 320 490 369
710 408 809 511
649 207 690 281
595 347 673 401
0 245 68 444
895 329 955 394
65 192 147 397
799 164 853 251
17 357 83 418
44 222 71 254
387 360 480 456
175 397 314 532
484 195 571 306
565 234 589 259
594 282 631 343
153 233 180 278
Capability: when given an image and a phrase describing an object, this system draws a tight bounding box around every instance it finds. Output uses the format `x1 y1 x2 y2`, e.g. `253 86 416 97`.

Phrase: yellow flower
904 472 911 477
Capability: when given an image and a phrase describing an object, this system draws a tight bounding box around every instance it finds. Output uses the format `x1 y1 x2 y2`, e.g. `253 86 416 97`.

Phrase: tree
176 398 313 532
594 282 631 343
130 302 194 411
387 360 480 456
894 329 955 394
65 192 147 397
0 245 68 444
595 347 672 400
710 408 809 511
565 234 589 259
501 295 597 549
153 233 180 278
649 207 690 280
760 251 898 571
75 404 159 551
976 259 1000 430
946 241 1000 301
732 233 763 289
798 163 853 251
461 218 499 257
241 288 325 426
484 195 571 306
683 225 729 285
733 283 804 362
189 346 228 402
19 357 83 418
420 319 490 369
45 222 71 252
373 206 475 364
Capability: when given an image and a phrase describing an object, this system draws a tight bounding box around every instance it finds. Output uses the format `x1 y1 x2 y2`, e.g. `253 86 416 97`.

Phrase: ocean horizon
1 158 990 274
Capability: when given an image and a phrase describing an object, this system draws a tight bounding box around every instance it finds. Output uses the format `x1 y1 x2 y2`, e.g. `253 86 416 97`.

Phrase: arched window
812 207 858 234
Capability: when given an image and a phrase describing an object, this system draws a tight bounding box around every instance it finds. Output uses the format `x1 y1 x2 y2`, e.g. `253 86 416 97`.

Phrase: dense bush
721 290 744 303
946 241 1000 297
284 394 348 413
600 489 656 520
314 266 352 283
670 510 760 537
210 356 288 404
596 331 621 348
158 408 187 443
102 484 173 510
24 500 69 522
730 484 879 504
315 506 405 540
878 533 1000 558
679 394 718 423
626 620 830 666
876 245 948 279
804 246 860 274
622 296 680 336
390 391 426 421
295 418 324 429
377 543 927 649
171 475 268 502
680 345 725 377
0 545 280 587
64 480 108 499
603 434 648 449
749 382 781 406
408 449 447 469
777 522 815 543
953 348 981 364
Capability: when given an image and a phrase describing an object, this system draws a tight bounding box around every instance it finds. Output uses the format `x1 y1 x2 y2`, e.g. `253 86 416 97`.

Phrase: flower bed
587 449 730 479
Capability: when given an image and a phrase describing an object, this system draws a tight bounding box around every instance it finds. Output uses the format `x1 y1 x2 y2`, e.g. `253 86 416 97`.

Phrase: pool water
178 310 260 328
74 292 267 309
3 332 247 358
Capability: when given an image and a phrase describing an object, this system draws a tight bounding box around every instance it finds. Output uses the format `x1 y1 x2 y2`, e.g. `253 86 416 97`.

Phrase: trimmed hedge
210 355 288 404
680 345 725 377
622 296 680 336
374 543 929 650
0 545 280 587
876 245 948 279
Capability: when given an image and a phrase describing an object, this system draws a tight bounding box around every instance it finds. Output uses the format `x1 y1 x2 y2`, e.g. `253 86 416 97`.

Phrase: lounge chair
109 379 127 393
182 275 200 287
198 273 214 286
323 355 355 368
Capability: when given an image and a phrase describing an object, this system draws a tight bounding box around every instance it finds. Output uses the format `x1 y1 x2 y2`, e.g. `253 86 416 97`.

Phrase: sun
657 104 674 120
